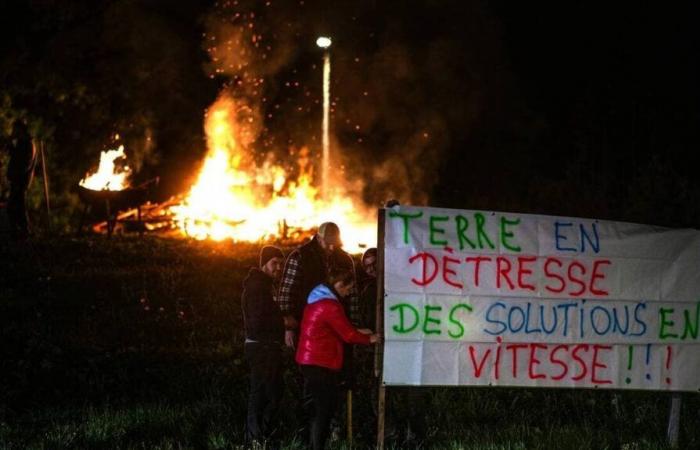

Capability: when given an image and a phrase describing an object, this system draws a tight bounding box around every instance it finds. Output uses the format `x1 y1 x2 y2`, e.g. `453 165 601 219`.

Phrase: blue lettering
508 305 526 333
579 299 587 338
540 305 558 334
580 222 600 253
555 222 576 252
631 302 648 337
484 302 508 335
556 302 577 337
591 306 612 335
611 305 630 334
524 303 542 334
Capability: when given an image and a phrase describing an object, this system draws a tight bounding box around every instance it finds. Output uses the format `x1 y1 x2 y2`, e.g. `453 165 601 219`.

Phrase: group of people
241 222 380 450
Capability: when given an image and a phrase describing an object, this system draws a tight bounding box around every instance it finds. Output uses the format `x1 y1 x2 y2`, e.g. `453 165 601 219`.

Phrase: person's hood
307 283 338 304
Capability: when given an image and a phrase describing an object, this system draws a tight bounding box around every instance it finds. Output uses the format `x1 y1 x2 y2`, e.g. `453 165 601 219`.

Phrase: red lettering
528 343 548 379
468 346 492 378
567 261 587 296
517 256 537 291
549 344 570 381
571 344 589 381
496 257 515 290
442 247 463 289
506 343 528 377
589 259 611 296
409 252 439 286
544 258 565 293
465 256 491 287
591 344 613 384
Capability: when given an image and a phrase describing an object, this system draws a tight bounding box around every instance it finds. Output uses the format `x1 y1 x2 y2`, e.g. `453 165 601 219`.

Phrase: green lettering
429 215 449 246
500 216 522 252
475 213 495 249
455 215 476 250
681 302 700 340
448 303 474 338
388 210 423 244
423 305 442 335
659 308 678 339
390 303 420 333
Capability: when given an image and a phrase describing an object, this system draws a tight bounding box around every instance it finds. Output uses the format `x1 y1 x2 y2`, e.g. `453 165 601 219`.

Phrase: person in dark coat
358 247 378 329
6 119 36 239
241 245 286 446
277 222 359 348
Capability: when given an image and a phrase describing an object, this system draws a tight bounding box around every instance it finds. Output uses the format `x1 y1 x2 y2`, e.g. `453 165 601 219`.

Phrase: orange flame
170 96 376 253
79 145 131 191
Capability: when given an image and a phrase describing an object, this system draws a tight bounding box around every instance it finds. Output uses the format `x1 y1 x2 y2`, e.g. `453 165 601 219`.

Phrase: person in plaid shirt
277 222 359 349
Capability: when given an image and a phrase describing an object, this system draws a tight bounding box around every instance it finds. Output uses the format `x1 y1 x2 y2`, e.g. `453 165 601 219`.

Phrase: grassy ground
1 236 698 449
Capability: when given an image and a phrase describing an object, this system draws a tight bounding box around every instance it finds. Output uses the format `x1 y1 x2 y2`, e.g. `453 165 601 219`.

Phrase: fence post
375 206 387 450
666 393 681 448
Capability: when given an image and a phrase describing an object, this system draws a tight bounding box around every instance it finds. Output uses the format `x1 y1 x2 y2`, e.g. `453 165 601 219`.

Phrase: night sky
2 0 698 228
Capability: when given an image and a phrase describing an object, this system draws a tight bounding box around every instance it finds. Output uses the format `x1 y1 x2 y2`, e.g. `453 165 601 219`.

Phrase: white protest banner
382 205 700 391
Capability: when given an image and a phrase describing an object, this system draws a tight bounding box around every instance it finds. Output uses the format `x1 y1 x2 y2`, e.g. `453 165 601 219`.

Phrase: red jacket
295 287 371 370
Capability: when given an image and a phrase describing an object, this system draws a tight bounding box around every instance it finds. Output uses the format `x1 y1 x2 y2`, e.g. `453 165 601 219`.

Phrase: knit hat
259 245 284 268
318 222 342 246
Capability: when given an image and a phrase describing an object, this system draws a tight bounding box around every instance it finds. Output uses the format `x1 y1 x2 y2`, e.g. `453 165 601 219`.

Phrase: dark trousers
301 365 340 450
7 182 29 238
244 342 284 445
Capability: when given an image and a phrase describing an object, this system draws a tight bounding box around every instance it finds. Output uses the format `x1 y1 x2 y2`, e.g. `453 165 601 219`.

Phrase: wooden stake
346 389 353 446
375 207 387 450
38 141 51 230
667 393 682 448
377 384 386 450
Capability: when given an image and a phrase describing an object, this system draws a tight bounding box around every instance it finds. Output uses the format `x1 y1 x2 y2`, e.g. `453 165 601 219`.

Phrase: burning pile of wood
77 95 376 251
88 193 318 246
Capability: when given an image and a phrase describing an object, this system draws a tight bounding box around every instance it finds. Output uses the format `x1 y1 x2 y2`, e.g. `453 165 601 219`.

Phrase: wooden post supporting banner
39 141 51 231
375 206 387 450
377 384 386 450
666 393 682 448
346 389 353 446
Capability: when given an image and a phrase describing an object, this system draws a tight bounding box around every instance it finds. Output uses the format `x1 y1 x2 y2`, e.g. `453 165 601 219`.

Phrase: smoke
198 0 504 208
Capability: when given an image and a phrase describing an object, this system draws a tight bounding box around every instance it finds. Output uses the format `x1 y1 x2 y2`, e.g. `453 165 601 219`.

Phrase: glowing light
79 145 131 191
316 36 332 48
170 95 375 253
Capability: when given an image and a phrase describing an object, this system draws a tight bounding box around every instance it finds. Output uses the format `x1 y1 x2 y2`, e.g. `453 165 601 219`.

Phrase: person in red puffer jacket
296 268 380 450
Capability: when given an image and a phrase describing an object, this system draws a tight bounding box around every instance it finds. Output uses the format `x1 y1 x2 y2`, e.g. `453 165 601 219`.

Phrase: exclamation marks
645 344 651 380
625 345 633 384
665 345 673 385
621 345 673 386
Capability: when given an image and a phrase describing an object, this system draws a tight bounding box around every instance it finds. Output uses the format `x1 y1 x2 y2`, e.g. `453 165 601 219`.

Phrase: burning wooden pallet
88 193 316 244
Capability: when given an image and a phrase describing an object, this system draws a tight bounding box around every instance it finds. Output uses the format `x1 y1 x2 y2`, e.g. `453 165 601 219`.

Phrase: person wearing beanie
241 245 285 446
276 222 359 348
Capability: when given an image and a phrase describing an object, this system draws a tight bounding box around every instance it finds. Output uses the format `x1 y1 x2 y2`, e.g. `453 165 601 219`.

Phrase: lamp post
316 36 331 201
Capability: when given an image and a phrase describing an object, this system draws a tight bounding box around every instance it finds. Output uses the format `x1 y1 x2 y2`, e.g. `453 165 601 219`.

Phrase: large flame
170 96 376 253
79 145 132 191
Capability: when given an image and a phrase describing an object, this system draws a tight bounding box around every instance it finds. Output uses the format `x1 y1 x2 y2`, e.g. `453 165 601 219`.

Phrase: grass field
1 236 698 449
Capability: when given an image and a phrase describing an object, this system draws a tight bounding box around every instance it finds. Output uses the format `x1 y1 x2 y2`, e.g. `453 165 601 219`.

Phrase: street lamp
316 36 332 49
317 36 331 200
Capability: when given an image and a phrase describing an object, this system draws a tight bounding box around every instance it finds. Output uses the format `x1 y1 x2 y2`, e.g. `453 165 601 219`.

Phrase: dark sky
2 0 698 227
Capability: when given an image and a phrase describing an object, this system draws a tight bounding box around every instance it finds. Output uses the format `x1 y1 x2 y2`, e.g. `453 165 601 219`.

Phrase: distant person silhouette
6 119 36 239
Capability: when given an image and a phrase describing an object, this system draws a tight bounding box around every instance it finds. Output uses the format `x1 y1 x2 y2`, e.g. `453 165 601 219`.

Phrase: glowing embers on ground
80 145 132 191
169 96 376 252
